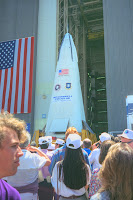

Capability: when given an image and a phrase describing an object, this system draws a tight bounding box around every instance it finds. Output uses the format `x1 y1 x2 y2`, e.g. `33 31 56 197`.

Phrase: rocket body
45 33 85 136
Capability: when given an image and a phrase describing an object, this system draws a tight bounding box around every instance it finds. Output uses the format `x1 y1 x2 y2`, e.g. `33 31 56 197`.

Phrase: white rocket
45 33 86 137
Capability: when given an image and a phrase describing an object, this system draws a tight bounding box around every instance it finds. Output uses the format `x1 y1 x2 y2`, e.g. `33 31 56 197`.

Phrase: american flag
59 69 69 75
0 37 34 114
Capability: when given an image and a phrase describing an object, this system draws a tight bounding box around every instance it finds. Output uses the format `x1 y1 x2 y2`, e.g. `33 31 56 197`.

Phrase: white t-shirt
89 148 102 171
51 162 91 197
5 149 46 187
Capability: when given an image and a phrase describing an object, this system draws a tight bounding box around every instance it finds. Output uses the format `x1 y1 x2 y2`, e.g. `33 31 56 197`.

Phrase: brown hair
65 127 79 139
99 140 115 164
99 143 133 200
83 138 92 149
0 112 26 148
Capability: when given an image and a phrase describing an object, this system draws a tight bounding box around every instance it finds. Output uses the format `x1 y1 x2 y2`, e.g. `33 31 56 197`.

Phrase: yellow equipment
31 129 97 147
80 129 98 144
31 130 44 147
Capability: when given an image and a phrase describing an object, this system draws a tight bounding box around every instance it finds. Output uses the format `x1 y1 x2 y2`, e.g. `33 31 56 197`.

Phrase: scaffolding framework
57 0 107 135
57 0 88 116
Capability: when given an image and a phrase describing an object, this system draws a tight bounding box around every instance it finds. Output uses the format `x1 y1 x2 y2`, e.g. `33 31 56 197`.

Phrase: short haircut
83 138 92 148
40 143 49 149
111 135 121 143
0 112 26 148
19 131 31 148
65 127 79 139
114 137 121 143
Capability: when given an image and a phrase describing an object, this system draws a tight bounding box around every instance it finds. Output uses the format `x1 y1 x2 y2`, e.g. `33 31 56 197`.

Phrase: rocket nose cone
62 33 71 45
64 32 70 39
58 32 78 64
58 33 73 63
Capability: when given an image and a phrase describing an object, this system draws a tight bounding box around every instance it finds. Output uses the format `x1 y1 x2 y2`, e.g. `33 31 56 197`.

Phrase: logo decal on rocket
59 69 69 76
53 95 72 102
65 83 72 89
55 84 61 91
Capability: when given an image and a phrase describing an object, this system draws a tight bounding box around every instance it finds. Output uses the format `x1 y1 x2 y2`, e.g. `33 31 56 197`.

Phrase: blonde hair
0 112 26 147
20 131 31 148
65 127 79 139
99 143 133 200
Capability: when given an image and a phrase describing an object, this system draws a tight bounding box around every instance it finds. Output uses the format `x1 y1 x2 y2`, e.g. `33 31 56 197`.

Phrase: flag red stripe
7 67 13 112
0 36 34 114
28 37 34 113
14 39 22 114
2 68 8 110
21 38 28 113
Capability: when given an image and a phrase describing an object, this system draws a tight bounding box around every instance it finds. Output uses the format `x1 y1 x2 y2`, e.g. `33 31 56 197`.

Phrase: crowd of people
0 112 133 200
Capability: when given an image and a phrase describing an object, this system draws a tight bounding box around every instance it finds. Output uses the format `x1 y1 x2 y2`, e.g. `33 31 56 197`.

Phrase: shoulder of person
90 191 110 200
46 151 53 158
53 161 63 172
92 148 100 154
92 168 100 174
82 148 88 154
54 145 66 155
27 151 46 161
0 180 20 199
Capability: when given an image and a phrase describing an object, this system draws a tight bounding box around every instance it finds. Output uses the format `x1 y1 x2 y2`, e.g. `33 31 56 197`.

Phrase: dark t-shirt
0 179 21 200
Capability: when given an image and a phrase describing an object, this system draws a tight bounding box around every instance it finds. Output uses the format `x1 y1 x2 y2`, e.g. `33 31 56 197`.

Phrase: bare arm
85 184 89 190
92 141 101 150
27 146 51 166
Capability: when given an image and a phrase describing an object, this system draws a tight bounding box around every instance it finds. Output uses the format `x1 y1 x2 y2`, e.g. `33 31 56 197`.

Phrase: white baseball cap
56 138 65 145
38 137 49 145
45 136 52 144
99 132 111 143
66 134 83 149
118 129 133 139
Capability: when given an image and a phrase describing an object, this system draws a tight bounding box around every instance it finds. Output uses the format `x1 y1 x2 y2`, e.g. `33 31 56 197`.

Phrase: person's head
65 127 79 140
62 134 89 190
99 143 133 200
118 129 133 148
114 136 121 143
19 131 31 149
30 141 36 147
110 135 121 143
0 112 26 178
83 138 92 149
110 135 115 141
99 132 111 143
38 136 49 149
55 138 65 149
44 136 55 150
99 140 115 164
